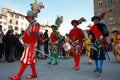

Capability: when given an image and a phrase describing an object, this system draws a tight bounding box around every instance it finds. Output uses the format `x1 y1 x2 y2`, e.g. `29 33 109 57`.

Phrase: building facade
1 8 29 34
94 0 120 33
0 8 52 36
0 14 7 33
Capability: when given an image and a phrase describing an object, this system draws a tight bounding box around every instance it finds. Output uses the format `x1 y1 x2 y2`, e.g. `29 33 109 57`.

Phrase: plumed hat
71 17 86 25
26 0 44 18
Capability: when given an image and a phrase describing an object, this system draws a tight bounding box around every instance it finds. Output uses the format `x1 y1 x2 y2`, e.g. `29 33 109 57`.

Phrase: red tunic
69 27 85 55
69 27 84 42
20 22 40 64
50 32 57 43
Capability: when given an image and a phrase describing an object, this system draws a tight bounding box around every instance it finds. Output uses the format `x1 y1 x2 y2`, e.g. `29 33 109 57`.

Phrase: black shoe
0 60 2 63
11 59 15 62
88 62 92 65
98 69 102 73
47 62 51 65
53 63 58 65
94 68 99 72
7 60 13 63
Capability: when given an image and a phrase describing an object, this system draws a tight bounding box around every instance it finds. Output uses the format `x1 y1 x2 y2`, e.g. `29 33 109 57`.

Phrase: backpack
101 23 109 37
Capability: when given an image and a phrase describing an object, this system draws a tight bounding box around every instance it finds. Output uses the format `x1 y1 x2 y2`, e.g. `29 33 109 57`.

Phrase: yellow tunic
85 38 92 63
111 35 120 61
65 37 70 58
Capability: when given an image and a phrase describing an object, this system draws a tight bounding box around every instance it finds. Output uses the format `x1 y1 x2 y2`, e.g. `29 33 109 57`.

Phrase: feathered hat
91 12 107 22
71 17 86 25
99 12 107 19
55 15 63 27
26 0 44 18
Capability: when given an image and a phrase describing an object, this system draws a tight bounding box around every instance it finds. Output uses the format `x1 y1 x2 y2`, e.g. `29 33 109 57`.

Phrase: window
10 13 14 17
98 9 103 15
3 16 7 20
10 19 12 23
21 22 23 26
26 23 28 26
118 17 120 24
0 16 2 19
16 21 18 25
4 22 7 25
15 15 19 18
119 0 120 3
98 1 103 7
0 21 2 24
100 19 104 23
108 0 113 6
8 25 13 30
15 26 18 30
21 16 24 20
108 18 115 25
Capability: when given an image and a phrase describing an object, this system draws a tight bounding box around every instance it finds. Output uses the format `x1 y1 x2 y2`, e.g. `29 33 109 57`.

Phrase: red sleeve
90 25 102 39
77 28 85 41
22 32 37 43
69 29 75 41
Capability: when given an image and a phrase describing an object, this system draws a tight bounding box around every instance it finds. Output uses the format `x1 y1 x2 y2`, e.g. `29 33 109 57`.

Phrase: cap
51 25 58 30
91 16 101 21
71 20 79 25
25 10 35 18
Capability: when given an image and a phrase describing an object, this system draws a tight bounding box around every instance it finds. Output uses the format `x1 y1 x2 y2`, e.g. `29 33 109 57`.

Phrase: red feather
99 12 107 19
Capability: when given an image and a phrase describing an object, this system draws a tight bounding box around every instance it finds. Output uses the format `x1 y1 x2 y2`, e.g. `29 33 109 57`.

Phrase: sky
0 0 94 35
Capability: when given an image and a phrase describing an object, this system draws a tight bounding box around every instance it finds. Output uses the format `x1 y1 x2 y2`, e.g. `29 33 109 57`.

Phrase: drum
63 42 71 51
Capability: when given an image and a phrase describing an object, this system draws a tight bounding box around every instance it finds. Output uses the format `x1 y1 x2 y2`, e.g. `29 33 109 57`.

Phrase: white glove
99 35 103 41
19 38 24 45
54 41 58 44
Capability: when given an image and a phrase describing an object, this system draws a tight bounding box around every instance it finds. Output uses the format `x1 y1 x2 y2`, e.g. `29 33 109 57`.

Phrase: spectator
43 30 49 59
47 25 61 65
0 25 4 62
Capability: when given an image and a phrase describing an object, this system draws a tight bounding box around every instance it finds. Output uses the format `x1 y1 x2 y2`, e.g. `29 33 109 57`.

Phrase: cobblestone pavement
0 52 120 80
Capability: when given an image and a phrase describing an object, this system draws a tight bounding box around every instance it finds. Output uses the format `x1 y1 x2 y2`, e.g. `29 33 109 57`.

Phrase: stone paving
0 52 120 80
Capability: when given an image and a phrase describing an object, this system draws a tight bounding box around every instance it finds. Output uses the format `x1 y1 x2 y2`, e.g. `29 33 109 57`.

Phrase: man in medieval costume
111 29 120 62
89 16 109 73
85 33 93 64
69 19 85 71
9 10 40 80
47 25 61 65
